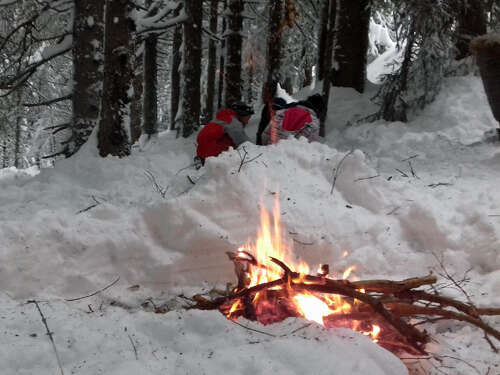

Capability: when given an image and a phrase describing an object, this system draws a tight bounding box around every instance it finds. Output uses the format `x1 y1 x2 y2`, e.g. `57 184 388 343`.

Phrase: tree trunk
130 39 143 144
98 0 132 157
181 0 202 138
320 0 336 137
455 0 487 60
14 90 22 168
71 0 105 155
224 0 244 106
2 139 7 168
262 0 282 104
170 6 183 131
330 0 371 93
217 0 227 109
247 53 254 103
143 27 158 137
317 0 330 82
303 46 313 88
205 0 218 121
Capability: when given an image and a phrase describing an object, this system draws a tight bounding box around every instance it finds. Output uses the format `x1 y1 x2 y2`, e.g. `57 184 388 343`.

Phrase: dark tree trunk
182 0 202 137
98 0 132 157
317 0 330 82
205 0 218 121
14 89 23 168
71 0 104 155
217 0 227 109
303 46 313 88
14 117 21 168
130 39 143 144
2 139 7 168
247 53 254 103
170 6 183 131
320 0 336 137
330 0 371 93
455 0 487 60
224 0 244 106
471 37 500 125
262 0 282 104
143 27 158 136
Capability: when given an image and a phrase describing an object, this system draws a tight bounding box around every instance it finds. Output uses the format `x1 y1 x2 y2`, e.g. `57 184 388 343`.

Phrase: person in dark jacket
196 102 255 163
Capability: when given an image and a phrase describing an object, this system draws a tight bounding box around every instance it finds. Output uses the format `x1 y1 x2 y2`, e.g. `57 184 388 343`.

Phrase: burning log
190 252 500 355
189 203 500 355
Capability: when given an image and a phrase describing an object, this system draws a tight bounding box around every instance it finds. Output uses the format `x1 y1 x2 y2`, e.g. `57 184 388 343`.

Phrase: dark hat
304 94 326 116
230 102 255 117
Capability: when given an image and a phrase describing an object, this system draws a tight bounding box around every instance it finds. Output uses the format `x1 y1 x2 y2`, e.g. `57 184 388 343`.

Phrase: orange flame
229 196 381 342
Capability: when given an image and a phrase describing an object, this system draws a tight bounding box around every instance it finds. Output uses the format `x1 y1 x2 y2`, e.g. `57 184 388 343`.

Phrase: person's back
256 97 288 145
261 94 325 145
196 102 254 163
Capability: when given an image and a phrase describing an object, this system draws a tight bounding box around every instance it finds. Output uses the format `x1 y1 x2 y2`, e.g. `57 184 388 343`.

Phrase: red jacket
196 109 237 159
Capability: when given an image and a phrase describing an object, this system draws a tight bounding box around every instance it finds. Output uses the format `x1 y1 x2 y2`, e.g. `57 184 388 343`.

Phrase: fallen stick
27 300 65 375
65 276 120 302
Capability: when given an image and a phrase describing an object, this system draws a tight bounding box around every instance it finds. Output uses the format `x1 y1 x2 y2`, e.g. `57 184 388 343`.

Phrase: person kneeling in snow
261 94 325 145
196 102 255 164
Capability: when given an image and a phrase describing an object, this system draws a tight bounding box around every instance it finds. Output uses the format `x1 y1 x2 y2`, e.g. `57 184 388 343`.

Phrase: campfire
191 199 500 356
221 202 381 339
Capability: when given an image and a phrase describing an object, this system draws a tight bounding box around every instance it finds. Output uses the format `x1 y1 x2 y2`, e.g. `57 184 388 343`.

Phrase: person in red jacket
196 102 255 164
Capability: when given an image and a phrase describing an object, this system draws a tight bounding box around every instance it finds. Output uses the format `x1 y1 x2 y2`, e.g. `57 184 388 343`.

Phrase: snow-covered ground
1 74 500 375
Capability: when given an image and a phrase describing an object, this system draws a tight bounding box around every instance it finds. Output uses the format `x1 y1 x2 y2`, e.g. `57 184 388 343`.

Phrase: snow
1 72 500 373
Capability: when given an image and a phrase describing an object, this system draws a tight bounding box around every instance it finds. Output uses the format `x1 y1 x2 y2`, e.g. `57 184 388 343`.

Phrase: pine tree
170 6 183 132
71 0 104 155
372 0 456 122
262 0 282 103
143 0 158 138
181 0 202 138
455 0 487 60
224 0 244 106
217 0 227 109
331 0 371 93
98 0 133 157
205 0 219 121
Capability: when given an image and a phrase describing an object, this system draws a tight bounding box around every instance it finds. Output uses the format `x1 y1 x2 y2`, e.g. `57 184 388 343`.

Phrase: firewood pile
191 250 500 355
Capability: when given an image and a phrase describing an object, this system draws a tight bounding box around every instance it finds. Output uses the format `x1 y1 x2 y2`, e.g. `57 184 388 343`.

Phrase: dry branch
27 300 65 375
191 254 500 355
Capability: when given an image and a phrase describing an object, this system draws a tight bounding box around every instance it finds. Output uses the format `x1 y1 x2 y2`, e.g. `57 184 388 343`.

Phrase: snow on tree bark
181 0 202 138
71 0 105 155
330 0 371 93
98 0 132 157
224 0 244 106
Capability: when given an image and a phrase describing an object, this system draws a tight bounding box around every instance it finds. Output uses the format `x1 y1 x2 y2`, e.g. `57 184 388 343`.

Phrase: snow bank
0 296 407 375
1 76 499 374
